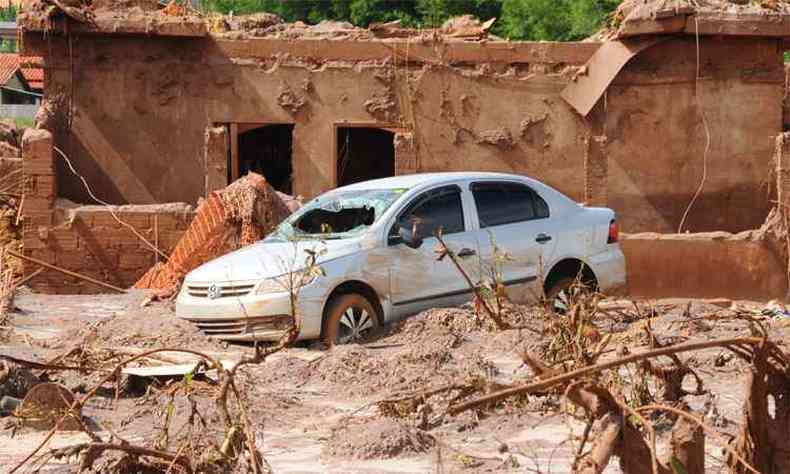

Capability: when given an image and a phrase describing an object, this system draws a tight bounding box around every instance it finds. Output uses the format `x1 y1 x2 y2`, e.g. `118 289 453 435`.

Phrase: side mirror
398 224 423 249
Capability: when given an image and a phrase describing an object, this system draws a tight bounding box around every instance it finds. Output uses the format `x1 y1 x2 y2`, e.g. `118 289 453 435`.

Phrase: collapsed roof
608 0 790 38
18 0 496 40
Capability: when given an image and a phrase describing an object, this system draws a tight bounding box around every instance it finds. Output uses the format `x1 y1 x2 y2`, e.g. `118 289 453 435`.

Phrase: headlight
255 273 317 295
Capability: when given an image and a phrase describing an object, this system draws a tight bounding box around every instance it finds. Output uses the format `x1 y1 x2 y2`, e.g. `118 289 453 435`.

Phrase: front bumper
176 287 323 342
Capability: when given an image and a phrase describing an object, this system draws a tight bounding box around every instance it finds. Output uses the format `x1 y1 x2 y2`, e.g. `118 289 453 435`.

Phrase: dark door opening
237 124 294 194
336 127 395 187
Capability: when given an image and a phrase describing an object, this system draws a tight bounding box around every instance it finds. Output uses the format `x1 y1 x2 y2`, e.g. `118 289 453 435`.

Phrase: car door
387 185 481 318
470 181 558 303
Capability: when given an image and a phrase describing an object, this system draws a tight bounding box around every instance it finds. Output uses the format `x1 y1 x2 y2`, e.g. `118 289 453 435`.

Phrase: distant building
0 53 41 104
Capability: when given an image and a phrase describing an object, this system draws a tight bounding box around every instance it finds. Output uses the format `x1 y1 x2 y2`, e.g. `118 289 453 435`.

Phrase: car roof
336 172 533 191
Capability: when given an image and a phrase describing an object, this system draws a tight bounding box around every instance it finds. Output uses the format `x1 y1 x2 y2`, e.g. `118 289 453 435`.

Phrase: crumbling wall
15 30 788 293
621 231 788 300
23 33 782 235
605 37 781 233
21 128 195 293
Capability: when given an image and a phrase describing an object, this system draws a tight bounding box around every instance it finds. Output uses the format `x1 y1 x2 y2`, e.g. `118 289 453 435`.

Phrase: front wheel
323 294 379 346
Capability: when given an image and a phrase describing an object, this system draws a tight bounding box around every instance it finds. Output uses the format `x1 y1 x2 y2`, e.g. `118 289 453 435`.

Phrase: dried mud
322 417 436 460
1 293 789 471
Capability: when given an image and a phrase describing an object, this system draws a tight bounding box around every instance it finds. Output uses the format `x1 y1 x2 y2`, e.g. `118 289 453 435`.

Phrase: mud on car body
176 172 626 344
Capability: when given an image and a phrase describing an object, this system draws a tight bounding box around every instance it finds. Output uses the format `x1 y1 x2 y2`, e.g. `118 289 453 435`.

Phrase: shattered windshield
267 188 408 241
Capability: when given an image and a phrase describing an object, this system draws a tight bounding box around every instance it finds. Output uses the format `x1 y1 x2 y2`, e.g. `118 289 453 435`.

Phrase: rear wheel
546 277 591 314
323 294 379 346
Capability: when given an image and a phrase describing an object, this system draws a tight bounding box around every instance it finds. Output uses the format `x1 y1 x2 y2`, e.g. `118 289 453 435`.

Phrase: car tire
323 294 379 346
546 277 586 315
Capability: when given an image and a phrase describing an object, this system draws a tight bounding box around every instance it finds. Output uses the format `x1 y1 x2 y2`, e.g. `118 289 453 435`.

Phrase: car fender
299 249 391 337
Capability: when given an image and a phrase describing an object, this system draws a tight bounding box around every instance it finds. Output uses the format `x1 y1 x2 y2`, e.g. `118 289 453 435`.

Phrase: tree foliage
202 0 619 41
499 0 618 41
0 5 17 22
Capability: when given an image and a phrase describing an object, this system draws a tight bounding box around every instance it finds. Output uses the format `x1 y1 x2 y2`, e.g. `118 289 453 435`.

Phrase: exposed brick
775 132 790 212
113 213 152 229
23 197 53 213
51 231 80 250
394 131 418 175
22 235 46 250
24 210 53 224
119 252 155 270
584 135 608 207
57 252 99 269
28 249 56 262
84 212 123 228
27 175 56 199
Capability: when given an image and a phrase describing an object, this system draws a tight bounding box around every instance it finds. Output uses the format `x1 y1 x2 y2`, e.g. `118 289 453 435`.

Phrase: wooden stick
15 267 43 287
14 192 24 226
7 249 126 294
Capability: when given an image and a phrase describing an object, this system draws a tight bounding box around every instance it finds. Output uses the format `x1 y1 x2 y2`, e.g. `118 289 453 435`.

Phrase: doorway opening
237 124 294 194
336 127 395 187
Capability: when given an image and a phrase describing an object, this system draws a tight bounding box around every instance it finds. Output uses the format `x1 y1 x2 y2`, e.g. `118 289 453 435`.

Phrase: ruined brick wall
621 231 788 301
22 34 783 235
21 128 195 293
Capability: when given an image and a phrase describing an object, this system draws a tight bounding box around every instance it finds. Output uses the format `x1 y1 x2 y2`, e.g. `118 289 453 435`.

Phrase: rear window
471 182 549 228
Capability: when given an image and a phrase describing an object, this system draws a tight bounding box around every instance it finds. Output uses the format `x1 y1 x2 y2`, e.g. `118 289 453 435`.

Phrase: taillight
607 219 618 244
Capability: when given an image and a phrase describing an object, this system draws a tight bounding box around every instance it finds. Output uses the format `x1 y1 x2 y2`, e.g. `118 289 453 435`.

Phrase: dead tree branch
449 337 764 415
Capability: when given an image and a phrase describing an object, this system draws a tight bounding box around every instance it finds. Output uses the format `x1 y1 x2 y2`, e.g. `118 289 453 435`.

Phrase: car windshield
266 188 408 241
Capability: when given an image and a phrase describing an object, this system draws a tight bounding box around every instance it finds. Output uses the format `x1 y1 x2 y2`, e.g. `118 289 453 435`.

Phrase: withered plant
7 246 326 474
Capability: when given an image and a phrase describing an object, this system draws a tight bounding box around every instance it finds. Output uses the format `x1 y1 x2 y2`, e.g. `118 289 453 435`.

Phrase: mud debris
322 418 436 460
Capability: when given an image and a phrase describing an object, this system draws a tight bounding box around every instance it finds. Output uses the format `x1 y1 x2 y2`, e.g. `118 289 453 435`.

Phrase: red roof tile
0 53 21 85
0 54 45 89
20 56 44 88
21 67 43 82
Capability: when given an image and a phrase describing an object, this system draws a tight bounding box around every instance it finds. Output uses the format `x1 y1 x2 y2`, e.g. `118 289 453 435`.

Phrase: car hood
185 239 362 283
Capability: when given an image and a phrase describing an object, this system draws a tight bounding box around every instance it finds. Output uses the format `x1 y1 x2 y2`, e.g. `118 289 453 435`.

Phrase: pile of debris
605 0 790 38
0 120 22 159
134 172 296 295
0 120 24 281
213 12 497 41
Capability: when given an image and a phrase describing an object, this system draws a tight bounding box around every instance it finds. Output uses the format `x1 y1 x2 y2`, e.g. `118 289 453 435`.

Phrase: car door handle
457 248 476 258
535 233 552 244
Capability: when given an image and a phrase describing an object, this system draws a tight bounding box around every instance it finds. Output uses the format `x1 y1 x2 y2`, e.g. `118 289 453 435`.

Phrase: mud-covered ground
0 289 787 473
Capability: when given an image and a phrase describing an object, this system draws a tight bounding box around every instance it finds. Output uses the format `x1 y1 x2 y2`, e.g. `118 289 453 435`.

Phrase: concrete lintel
211 37 601 66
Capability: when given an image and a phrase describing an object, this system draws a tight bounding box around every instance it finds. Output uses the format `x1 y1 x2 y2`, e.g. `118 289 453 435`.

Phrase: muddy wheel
546 277 582 315
323 294 379 346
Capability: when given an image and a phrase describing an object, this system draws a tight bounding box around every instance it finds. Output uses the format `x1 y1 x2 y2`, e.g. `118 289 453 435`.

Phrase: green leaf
670 457 689 474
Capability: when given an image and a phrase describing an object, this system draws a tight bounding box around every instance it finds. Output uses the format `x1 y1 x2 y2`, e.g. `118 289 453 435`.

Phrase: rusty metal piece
17 383 81 431
560 38 667 117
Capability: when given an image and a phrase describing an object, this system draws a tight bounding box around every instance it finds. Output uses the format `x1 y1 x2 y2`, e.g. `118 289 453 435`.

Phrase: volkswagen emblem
207 284 221 300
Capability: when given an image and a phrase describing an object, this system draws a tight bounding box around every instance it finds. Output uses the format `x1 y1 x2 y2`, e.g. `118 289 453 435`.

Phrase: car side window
393 186 465 239
471 181 550 228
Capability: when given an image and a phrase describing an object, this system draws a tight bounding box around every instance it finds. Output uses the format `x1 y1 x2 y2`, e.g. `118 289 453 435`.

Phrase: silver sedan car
176 172 626 344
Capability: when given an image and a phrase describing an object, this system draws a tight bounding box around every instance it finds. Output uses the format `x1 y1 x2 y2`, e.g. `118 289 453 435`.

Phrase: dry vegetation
0 239 789 473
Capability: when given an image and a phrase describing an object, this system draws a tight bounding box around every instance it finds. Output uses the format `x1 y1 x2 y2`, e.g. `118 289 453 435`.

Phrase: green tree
417 0 448 27
202 0 615 41
498 0 616 41
348 0 419 27
0 5 17 22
